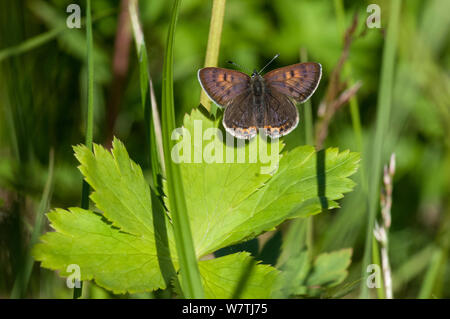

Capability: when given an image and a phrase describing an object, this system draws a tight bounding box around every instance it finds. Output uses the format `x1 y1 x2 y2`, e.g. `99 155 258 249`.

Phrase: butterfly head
251 69 259 77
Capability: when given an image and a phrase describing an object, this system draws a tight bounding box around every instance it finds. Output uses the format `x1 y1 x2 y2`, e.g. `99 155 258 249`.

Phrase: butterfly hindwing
223 92 258 139
264 62 322 103
198 67 250 108
263 88 299 138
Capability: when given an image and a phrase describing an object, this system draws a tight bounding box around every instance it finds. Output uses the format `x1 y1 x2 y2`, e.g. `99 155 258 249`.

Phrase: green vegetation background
0 0 449 298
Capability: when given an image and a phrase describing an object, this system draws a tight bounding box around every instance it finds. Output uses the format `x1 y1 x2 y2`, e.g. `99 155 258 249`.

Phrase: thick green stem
200 0 226 112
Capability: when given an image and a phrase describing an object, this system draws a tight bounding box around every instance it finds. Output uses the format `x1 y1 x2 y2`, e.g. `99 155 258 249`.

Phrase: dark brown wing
198 67 251 108
263 88 299 138
263 62 322 103
222 92 258 140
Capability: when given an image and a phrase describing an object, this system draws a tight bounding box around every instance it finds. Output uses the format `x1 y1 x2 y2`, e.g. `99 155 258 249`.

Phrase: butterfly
198 57 322 139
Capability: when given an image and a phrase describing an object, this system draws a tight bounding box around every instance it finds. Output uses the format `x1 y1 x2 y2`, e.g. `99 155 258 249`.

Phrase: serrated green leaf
306 248 353 288
197 252 279 299
74 138 155 238
272 249 310 298
168 109 360 256
274 248 353 297
33 207 166 294
34 139 175 294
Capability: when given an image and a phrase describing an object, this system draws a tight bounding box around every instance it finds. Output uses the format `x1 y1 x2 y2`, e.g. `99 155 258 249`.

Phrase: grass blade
359 0 402 298
299 48 314 260
75 0 95 299
84 0 94 152
0 8 115 63
418 248 445 298
129 0 165 184
129 0 178 293
333 0 363 151
10 150 55 298
0 28 61 63
371 236 385 298
161 0 204 298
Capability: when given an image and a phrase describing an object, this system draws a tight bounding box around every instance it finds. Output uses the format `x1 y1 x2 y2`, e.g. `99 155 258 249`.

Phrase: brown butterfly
198 56 322 139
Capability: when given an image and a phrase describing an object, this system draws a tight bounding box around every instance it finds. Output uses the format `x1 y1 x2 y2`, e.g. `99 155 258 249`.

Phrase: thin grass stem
418 248 445 298
75 0 96 299
161 0 204 298
360 0 401 298
0 8 115 63
333 0 363 151
129 0 165 180
10 150 54 298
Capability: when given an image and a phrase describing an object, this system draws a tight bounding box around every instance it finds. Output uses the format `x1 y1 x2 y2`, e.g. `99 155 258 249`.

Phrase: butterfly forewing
264 62 322 103
198 67 250 108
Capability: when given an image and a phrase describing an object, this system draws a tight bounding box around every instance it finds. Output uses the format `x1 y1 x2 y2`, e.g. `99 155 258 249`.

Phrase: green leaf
33 208 166 294
74 138 155 238
272 249 310 298
306 248 353 288
34 139 174 293
273 248 353 297
168 109 360 256
198 252 279 299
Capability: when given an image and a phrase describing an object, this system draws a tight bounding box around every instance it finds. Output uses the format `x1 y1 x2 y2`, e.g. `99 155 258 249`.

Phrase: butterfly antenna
227 60 251 74
258 53 280 74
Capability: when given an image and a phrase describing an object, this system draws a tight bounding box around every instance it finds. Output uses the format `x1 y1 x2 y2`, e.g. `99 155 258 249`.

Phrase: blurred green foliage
0 0 449 298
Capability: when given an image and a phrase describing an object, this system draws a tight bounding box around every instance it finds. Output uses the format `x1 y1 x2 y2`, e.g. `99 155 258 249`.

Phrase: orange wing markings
264 62 322 103
198 67 250 107
264 62 320 81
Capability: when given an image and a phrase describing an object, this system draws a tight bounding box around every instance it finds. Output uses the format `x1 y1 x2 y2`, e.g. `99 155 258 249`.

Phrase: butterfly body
198 62 322 139
249 74 266 125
